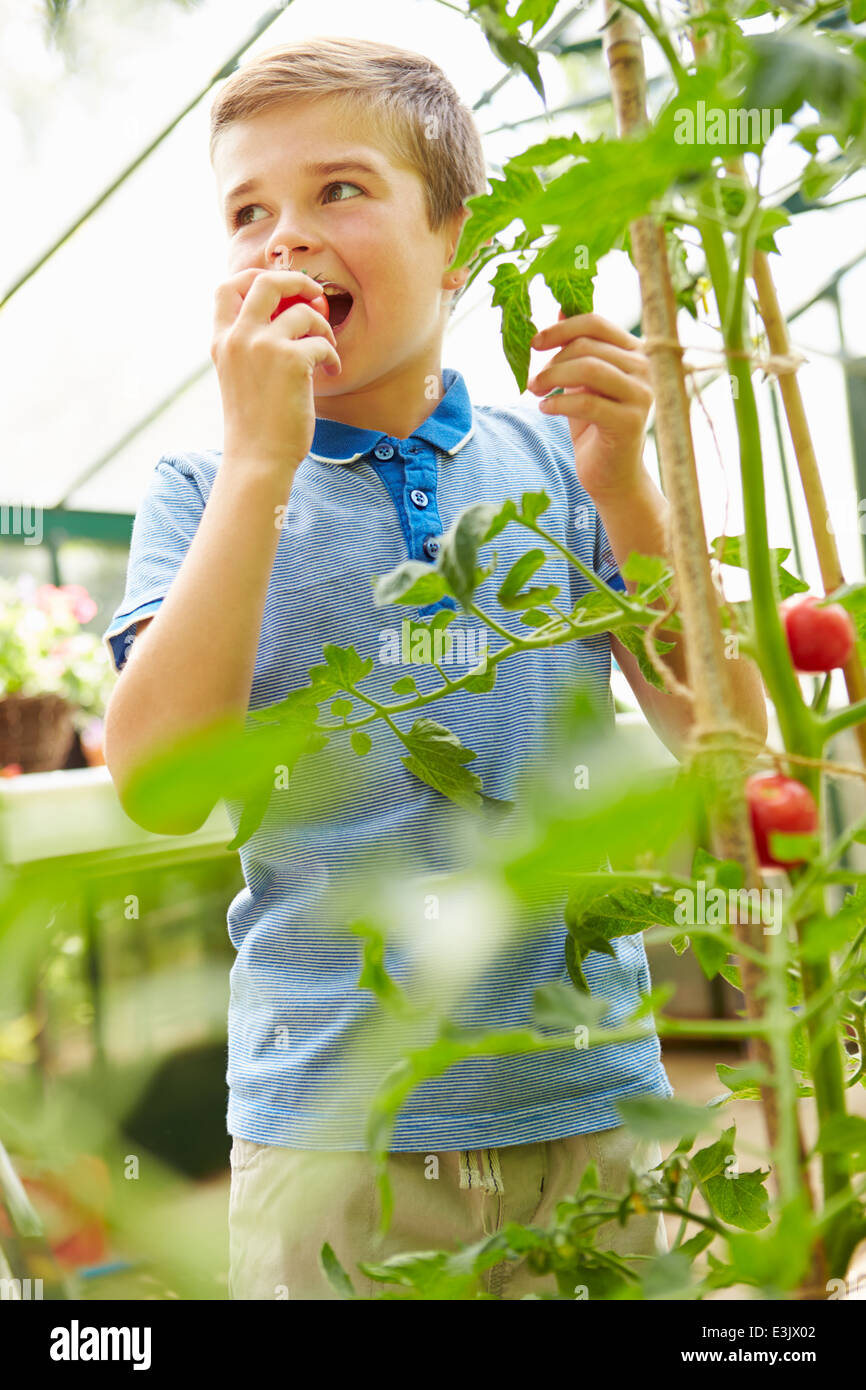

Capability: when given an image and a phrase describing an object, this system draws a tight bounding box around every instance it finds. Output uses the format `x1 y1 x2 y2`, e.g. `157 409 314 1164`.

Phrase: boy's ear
445 231 494 286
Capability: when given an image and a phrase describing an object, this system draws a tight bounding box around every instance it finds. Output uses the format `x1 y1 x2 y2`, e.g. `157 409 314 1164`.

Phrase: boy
103 36 766 1300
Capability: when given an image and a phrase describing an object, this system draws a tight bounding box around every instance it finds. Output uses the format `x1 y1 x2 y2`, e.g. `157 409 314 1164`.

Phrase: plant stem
823 698 866 742
726 213 850 1275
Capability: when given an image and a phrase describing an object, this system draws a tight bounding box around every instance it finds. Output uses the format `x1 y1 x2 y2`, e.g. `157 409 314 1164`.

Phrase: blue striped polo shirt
103 366 673 1150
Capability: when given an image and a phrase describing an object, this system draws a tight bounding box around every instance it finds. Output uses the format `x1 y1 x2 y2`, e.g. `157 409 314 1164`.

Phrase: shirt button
410 489 429 509
373 443 395 460
423 535 441 560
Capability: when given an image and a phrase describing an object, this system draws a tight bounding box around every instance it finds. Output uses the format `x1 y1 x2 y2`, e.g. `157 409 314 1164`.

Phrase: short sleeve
102 457 206 674
594 508 627 593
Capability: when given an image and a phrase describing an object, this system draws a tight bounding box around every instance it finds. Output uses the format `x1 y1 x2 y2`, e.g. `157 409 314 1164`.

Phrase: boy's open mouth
321 283 354 328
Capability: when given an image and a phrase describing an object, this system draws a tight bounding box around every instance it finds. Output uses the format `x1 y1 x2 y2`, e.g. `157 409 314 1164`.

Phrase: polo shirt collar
309 366 474 465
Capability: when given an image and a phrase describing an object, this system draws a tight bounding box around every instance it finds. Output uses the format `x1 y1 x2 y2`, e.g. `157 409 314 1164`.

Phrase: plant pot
0 693 76 773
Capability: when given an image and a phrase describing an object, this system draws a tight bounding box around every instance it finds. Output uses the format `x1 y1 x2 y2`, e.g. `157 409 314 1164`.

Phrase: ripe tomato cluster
741 595 855 869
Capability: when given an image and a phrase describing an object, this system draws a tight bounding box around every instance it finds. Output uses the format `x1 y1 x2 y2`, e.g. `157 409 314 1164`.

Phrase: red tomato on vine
746 773 818 869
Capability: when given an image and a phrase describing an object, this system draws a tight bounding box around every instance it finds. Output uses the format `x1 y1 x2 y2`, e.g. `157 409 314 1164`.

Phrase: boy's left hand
528 310 654 503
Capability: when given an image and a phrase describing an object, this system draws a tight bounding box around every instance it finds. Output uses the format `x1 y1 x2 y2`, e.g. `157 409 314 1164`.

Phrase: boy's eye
232 182 362 229
233 204 266 228
321 181 363 204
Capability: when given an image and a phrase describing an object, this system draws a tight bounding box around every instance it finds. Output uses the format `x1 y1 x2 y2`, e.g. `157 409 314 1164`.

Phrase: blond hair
209 35 488 239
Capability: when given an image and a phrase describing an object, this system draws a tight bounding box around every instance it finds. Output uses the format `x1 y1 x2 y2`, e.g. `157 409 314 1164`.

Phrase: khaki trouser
228 1124 667 1300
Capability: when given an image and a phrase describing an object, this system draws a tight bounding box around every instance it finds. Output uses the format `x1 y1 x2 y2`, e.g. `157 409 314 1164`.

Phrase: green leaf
123 714 315 850
709 534 809 601
507 131 579 165
330 698 353 718
690 1128 771 1231
569 589 631 627
725 1200 811 1287
491 262 538 393
705 1168 772 1232
350 730 372 756
677 1229 715 1260
718 961 742 992
391 675 417 696
397 616 454 666
359 1248 480 1299
546 261 597 320
519 490 551 524
497 548 559 610
351 920 415 1016
397 718 486 811
453 164 545 274
767 830 820 863
531 982 609 1032
800 909 861 962
715 1061 768 1103
480 497 520 543
469 1 546 101
519 607 552 628
620 551 670 588
527 68 752 270
322 643 374 689
691 931 730 981
371 561 450 609
815 1115 866 1159
743 33 866 141
565 885 682 979
513 0 560 40
461 664 498 694
826 581 866 651
690 848 745 893
755 205 791 255
436 502 502 609
667 228 702 320
224 777 274 853
615 1095 716 1141
609 623 678 691
319 1242 357 1299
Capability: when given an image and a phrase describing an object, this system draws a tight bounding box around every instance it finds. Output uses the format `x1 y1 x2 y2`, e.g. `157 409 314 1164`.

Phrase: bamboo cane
750 248 866 763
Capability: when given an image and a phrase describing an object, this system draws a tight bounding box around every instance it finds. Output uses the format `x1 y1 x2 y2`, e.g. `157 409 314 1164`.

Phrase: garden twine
629 335 865 785
640 335 807 379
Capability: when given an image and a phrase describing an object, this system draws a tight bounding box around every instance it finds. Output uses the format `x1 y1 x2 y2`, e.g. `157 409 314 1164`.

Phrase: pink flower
59 585 97 625
34 584 97 625
35 584 62 613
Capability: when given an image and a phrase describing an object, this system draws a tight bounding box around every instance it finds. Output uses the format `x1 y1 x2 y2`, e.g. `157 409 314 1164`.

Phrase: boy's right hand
210 268 342 473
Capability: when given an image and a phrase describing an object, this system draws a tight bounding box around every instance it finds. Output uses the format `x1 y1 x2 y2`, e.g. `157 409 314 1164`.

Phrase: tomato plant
112 0 866 1303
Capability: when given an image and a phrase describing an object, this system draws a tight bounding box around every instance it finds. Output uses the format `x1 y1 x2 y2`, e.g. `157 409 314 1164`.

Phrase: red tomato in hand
782 595 855 673
270 292 330 325
745 773 818 869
